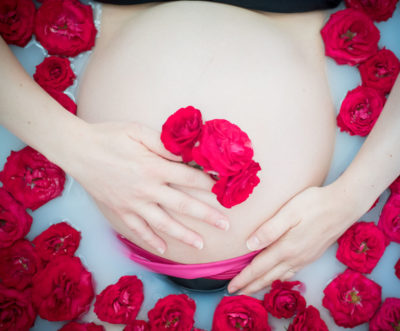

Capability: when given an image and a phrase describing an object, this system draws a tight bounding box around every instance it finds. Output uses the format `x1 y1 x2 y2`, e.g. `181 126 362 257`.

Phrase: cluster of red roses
161 106 261 208
0 0 98 115
321 0 400 137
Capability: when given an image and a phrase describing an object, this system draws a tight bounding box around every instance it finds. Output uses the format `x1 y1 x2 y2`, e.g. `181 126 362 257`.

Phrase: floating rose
378 192 400 243
345 0 399 22
123 320 150 331
94 275 144 324
148 294 196 331
0 187 32 249
0 0 35 47
322 269 381 328
369 297 400 331
34 0 97 57
212 295 271 331
47 89 77 115
0 146 66 210
59 321 105 331
288 305 328 331
337 86 386 137
336 221 387 273
321 8 380 66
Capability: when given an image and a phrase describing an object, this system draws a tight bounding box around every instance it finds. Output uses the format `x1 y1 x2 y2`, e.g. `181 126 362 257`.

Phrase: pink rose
321 9 380 66
212 295 271 331
378 192 400 243
336 221 387 273
192 119 254 177
94 275 144 324
161 106 203 162
212 160 261 208
337 86 386 137
47 89 77 115
0 187 32 249
0 239 41 290
148 294 196 331
0 0 35 47
123 320 150 331
322 269 381 327
288 305 328 331
263 280 306 319
33 222 81 262
359 48 400 94
345 0 399 22
0 146 66 210
390 175 400 194
34 0 97 57
369 297 400 331
59 322 105 331
395 258 400 280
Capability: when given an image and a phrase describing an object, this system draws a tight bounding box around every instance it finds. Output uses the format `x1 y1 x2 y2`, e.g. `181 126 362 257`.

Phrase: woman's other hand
68 121 229 255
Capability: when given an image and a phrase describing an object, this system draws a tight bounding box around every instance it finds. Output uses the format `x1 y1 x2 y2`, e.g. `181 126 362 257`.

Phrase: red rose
337 86 386 137
94 275 144 324
34 56 76 92
148 294 196 331
32 255 94 321
321 9 380 66
395 258 400 280
345 0 399 22
47 89 77 115
124 320 150 331
287 305 328 331
212 295 271 331
33 222 81 262
0 239 41 290
192 119 254 177
322 269 381 328
34 0 97 57
59 322 105 331
0 187 32 249
0 0 35 47
0 285 36 331
161 106 203 162
336 221 387 273
0 146 66 210
263 280 306 319
390 175 400 194
359 48 400 94
378 192 400 243
369 297 400 331
212 160 261 208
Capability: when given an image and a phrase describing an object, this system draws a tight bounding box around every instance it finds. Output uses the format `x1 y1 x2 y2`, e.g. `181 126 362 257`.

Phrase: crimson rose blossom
263 280 306 319
0 0 35 47
33 221 81 262
0 239 41 290
161 106 203 162
59 322 105 331
390 175 400 194
0 146 66 210
359 48 400 94
378 192 400 243
94 275 144 324
32 255 94 321
369 297 400 331
287 305 328 331
396 258 400 280
148 294 196 331
0 285 36 331
192 119 254 177
47 89 77 115
123 320 149 331
34 0 97 57
321 9 380 66
212 160 261 208
34 56 76 92
337 86 386 137
322 269 381 328
345 0 399 22
336 221 387 273
0 187 32 249
212 295 271 331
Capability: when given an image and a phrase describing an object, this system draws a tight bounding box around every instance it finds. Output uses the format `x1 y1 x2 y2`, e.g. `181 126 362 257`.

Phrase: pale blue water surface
0 2 399 330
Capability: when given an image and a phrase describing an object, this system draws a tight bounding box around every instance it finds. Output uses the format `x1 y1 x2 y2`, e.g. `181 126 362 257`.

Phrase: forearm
0 37 88 173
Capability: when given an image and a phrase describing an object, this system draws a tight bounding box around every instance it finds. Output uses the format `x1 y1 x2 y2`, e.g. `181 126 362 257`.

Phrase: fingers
137 203 204 250
154 187 229 230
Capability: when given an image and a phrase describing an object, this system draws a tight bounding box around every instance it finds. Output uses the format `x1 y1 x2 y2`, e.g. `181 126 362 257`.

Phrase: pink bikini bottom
118 235 260 280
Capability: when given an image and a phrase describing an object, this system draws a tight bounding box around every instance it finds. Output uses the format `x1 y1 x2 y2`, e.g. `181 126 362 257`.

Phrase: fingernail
216 219 230 231
157 247 166 255
193 240 203 250
246 236 260 251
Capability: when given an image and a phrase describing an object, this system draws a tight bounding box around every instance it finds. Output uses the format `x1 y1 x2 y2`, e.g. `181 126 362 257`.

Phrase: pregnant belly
77 1 335 263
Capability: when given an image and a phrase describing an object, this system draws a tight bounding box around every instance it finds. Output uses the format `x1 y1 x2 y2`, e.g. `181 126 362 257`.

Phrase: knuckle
152 220 167 233
177 200 190 215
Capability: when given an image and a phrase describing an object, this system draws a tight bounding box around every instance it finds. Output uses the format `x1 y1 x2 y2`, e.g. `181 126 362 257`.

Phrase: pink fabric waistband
118 235 260 280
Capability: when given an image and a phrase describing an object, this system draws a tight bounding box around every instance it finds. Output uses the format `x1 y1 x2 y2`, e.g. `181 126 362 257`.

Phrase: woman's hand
227 184 370 295
68 121 229 254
